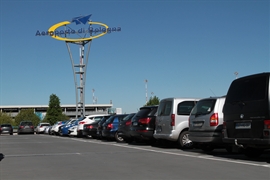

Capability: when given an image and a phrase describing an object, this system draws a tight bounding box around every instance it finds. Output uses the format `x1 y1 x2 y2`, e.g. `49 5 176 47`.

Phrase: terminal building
0 104 121 119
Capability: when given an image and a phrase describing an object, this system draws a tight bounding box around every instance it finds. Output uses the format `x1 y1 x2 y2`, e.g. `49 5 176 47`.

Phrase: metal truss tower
66 40 92 118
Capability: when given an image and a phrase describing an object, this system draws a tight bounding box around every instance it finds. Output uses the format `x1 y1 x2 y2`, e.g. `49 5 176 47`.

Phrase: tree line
0 94 160 127
0 94 69 127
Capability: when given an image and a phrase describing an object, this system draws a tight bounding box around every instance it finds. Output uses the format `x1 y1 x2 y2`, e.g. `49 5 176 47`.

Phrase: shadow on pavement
0 153 4 161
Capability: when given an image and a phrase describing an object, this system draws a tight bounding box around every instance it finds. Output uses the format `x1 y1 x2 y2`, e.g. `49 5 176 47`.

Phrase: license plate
235 122 251 129
133 122 138 126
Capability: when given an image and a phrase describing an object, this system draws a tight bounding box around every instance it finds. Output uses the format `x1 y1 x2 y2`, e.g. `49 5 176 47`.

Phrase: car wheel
10 133 13 135
115 131 124 142
178 131 193 149
243 147 264 158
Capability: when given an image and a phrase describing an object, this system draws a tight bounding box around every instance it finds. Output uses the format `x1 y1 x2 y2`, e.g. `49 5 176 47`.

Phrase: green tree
14 109 40 126
145 96 160 106
0 112 14 125
43 94 68 125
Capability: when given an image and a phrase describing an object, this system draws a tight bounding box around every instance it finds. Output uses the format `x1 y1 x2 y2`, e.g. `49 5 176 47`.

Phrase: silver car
188 96 230 152
36 123 51 134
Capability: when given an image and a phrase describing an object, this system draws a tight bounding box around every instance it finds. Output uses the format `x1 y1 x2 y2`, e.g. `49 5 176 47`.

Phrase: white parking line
47 135 270 168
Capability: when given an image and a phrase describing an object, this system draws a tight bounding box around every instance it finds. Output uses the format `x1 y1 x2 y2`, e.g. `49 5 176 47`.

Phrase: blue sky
0 0 269 114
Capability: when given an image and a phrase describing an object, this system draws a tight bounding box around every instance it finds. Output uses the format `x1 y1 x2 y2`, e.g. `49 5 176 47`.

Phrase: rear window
226 75 268 103
157 100 172 116
190 99 216 115
1 124 12 127
20 122 33 126
177 101 197 115
136 107 158 117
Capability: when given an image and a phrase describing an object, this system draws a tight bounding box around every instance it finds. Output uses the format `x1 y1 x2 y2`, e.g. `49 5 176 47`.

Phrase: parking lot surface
0 134 270 180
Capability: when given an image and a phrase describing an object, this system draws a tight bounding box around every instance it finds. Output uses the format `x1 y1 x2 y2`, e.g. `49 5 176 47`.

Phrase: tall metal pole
145 79 148 104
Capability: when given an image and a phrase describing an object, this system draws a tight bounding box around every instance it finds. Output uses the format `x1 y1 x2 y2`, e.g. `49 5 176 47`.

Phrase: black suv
223 72 270 157
0 124 13 135
130 106 158 143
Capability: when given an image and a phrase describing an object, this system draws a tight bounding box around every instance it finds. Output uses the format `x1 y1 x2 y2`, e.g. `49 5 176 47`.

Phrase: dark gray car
18 121 35 134
189 96 230 152
0 124 13 135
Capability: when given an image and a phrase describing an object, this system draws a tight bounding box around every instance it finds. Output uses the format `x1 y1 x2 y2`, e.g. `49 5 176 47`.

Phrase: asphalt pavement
0 134 270 180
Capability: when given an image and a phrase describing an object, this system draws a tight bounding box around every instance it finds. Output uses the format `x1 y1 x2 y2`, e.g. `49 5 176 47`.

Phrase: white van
154 98 199 148
77 114 108 137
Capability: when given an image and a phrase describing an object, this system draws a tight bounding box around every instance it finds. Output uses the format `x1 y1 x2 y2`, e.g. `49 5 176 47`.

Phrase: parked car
51 120 68 135
189 96 232 152
130 106 158 144
17 121 35 134
0 124 13 135
102 114 128 141
83 120 101 139
154 98 199 149
118 113 136 143
44 126 52 134
96 115 113 139
59 119 79 136
77 114 108 137
222 72 270 157
36 122 51 134
68 125 78 137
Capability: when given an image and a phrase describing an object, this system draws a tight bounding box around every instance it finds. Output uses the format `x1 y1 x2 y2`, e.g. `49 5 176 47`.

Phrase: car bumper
223 137 270 148
130 130 154 140
153 130 178 141
189 131 223 143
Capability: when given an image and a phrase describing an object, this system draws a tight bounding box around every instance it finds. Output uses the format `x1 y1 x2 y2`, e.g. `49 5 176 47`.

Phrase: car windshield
21 122 33 126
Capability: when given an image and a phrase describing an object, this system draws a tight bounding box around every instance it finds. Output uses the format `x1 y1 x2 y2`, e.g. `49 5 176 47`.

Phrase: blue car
59 117 84 136
101 114 128 141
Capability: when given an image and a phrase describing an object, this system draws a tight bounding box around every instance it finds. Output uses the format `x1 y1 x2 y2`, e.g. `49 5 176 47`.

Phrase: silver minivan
154 98 199 148
189 96 229 152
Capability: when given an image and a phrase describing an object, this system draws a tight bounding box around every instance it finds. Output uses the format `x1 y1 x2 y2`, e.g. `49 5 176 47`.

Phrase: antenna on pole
145 79 148 104
92 89 95 104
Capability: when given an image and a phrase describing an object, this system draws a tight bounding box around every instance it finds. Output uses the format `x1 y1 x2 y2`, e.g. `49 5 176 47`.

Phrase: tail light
171 114 175 126
86 125 94 129
19 126 24 129
107 123 113 130
30 126 34 129
264 120 270 129
125 120 132 126
79 121 86 125
138 118 151 124
210 113 218 126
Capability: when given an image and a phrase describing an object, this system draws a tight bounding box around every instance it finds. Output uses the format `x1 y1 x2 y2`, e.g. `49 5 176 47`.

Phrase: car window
136 107 157 117
190 99 216 115
21 122 33 126
1 124 12 127
177 101 197 115
226 75 267 103
94 116 105 121
123 113 135 121
157 101 172 116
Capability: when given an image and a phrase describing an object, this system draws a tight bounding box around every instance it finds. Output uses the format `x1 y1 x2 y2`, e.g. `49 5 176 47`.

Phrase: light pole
145 79 148 104
234 72 238 79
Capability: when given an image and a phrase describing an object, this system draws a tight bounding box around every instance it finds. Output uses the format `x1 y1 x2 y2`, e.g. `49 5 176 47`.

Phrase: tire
10 133 13 135
243 147 264 158
178 131 194 149
115 131 124 142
